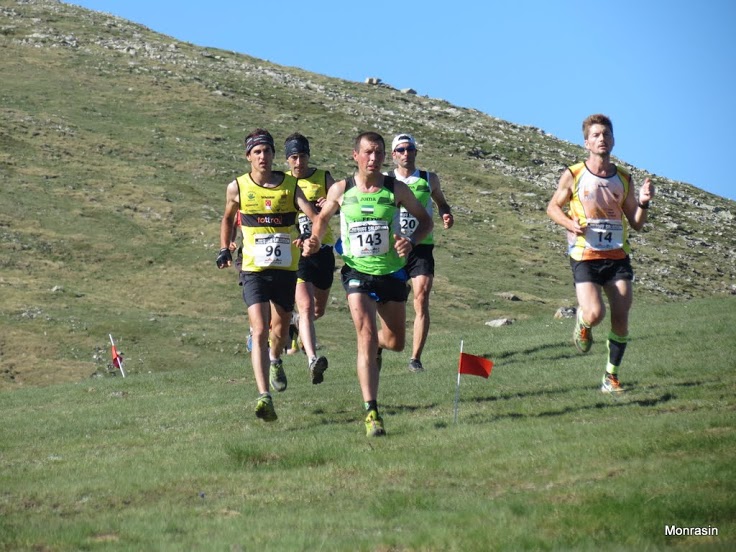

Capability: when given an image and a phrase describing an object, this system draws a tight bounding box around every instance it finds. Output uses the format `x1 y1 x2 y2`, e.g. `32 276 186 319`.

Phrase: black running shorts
570 256 634 286
404 244 435 278
340 265 410 303
239 269 297 311
297 245 335 290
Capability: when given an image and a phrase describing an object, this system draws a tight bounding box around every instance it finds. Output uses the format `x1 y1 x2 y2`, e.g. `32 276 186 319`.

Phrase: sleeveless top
566 162 632 261
389 169 434 245
287 168 335 246
339 176 405 275
236 172 300 272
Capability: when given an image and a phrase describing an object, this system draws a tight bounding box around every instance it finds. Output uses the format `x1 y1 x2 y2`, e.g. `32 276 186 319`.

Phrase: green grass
2 297 735 551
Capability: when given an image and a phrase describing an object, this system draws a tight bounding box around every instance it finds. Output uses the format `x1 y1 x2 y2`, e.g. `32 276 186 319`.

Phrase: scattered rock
485 318 513 327
554 307 576 319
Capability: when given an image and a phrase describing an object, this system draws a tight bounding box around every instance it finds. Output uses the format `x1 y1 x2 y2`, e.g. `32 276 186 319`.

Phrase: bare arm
218 180 240 268
303 179 345 256
546 169 585 235
623 177 655 231
313 170 336 210
429 172 454 229
294 185 319 226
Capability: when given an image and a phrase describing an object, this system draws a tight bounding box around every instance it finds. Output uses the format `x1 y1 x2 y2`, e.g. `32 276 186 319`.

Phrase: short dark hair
353 131 385 152
582 114 613 139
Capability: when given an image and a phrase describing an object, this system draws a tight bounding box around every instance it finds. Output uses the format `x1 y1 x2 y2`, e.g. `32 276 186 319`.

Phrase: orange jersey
566 162 631 261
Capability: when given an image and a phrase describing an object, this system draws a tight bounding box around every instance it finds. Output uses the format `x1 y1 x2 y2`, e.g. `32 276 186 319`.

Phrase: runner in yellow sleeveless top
217 128 318 423
547 114 655 394
284 132 336 385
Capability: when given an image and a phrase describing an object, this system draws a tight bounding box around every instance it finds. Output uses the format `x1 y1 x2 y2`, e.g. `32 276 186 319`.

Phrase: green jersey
339 176 404 275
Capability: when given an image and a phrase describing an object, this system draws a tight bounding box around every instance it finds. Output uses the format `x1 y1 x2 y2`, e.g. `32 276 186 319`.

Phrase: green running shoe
365 410 386 437
573 314 593 353
309 356 328 385
601 373 624 394
269 359 287 392
255 395 277 422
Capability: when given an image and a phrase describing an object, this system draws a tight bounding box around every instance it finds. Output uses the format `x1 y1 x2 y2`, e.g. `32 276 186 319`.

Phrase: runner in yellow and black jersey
217 128 318 423
284 132 336 385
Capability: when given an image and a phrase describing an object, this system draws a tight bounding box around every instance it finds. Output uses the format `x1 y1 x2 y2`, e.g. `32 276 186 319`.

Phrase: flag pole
453 340 464 424
109 334 126 378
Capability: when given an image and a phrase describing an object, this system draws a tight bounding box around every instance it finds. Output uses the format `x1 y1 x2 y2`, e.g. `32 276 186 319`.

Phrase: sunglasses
394 146 416 154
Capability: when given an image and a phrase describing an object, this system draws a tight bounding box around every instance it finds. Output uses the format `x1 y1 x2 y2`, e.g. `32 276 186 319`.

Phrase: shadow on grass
489 340 580 366
459 378 722 424
457 392 677 423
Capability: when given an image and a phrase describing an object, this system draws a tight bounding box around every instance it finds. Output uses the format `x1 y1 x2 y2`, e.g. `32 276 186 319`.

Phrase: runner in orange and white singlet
547 114 655 394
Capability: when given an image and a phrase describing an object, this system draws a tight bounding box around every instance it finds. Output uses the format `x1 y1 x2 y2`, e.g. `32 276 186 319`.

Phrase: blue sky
68 0 735 201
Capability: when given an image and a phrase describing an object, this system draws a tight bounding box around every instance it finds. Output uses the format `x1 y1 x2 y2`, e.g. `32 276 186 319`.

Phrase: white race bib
584 219 624 251
348 221 389 257
399 208 418 237
297 214 312 236
254 233 292 267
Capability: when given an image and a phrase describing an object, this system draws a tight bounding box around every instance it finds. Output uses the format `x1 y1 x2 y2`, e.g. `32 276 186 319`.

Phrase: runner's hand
216 248 232 269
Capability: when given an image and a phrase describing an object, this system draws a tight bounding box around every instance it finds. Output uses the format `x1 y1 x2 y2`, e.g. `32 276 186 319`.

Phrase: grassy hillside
2 297 735 551
1 0 735 388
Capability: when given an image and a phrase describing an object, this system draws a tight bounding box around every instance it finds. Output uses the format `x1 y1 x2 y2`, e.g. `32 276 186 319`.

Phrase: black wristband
638 201 650 210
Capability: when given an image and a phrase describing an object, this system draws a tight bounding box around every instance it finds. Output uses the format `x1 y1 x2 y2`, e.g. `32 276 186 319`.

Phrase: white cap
391 133 417 152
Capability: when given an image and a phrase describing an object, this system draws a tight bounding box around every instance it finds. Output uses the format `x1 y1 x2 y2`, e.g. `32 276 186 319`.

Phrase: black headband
284 136 310 158
245 134 275 155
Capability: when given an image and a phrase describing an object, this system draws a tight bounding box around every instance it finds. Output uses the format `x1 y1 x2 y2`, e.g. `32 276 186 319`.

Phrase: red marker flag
111 344 123 369
458 352 493 378
109 334 126 377
454 341 493 423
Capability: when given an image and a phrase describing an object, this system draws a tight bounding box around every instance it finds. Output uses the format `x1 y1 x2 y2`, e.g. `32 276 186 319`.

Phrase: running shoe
408 358 424 373
255 395 277 422
246 330 253 352
365 410 386 437
269 359 287 392
309 356 328 385
573 315 593 353
601 373 624 394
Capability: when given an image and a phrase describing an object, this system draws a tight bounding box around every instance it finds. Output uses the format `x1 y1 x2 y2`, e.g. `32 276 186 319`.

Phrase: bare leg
247 302 271 394
604 279 633 337
575 281 606 326
269 302 291 361
410 274 433 360
347 293 380 402
296 281 317 359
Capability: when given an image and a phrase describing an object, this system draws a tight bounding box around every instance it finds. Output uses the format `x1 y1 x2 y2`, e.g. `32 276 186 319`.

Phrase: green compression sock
606 332 629 373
